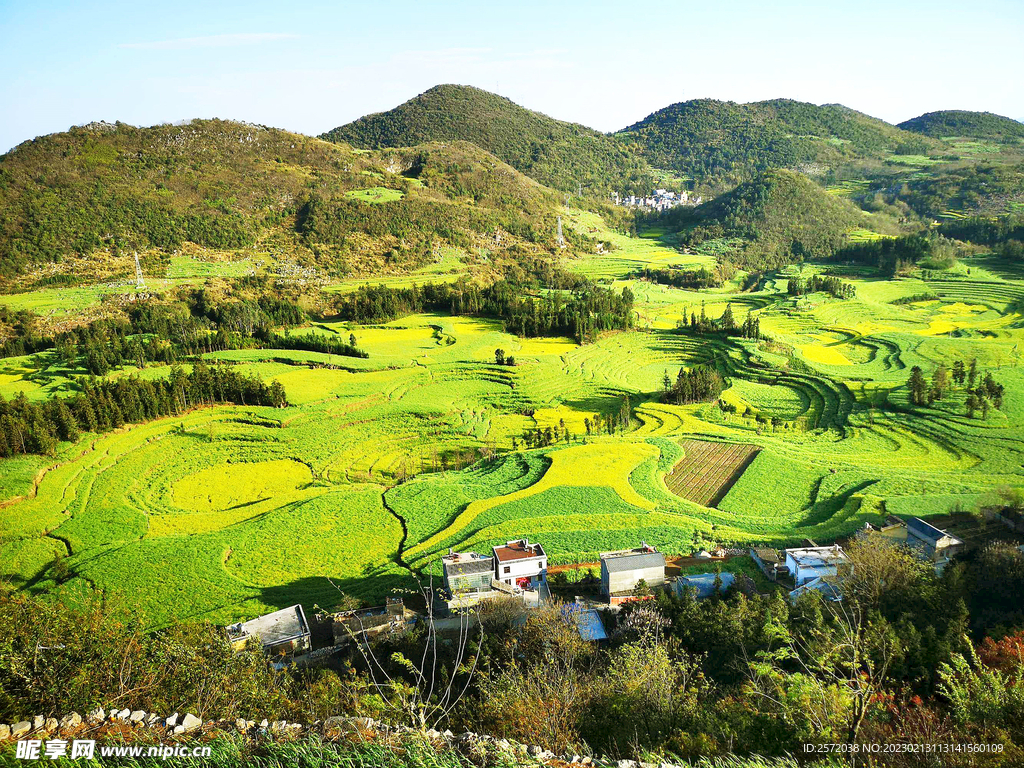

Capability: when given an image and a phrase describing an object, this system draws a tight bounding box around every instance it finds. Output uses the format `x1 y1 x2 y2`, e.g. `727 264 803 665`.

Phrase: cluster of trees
261 331 367 359
493 349 516 367
906 358 1006 418
635 265 721 290
334 279 635 344
833 234 935 276
787 272 856 299
0 364 285 457
8 534 1024 763
661 364 726 405
674 302 760 340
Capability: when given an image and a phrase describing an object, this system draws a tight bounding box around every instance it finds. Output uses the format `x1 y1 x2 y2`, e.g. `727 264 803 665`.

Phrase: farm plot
665 440 760 507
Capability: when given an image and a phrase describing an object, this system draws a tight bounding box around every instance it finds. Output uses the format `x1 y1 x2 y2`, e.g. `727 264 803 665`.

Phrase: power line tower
133 251 146 290
556 216 565 249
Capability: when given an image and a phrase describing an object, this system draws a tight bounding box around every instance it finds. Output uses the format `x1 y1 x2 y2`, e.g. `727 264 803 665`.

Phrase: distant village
613 188 703 212
222 511 1006 669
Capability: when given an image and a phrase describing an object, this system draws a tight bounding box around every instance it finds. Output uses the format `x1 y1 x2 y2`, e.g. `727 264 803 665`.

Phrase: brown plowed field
665 440 760 507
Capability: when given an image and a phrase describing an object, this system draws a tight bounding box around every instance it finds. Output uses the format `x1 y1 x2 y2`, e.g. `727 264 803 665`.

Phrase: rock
270 720 286 734
442 729 454 740
234 718 248 733
165 713 179 728
59 712 82 731
181 714 202 733
32 715 44 730
129 711 146 723
571 756 582 764
259 719 269 728
617 761 638 768
529 745 543 756
497 739 510 751
458 732 476 743
173 725 185 735
87 708 105 723
43 718 58 733
145 713 160 726
11 722 31 738
0 724 10 741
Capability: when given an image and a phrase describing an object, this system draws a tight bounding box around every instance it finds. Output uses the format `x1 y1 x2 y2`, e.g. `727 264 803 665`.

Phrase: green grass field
2 207 1023 628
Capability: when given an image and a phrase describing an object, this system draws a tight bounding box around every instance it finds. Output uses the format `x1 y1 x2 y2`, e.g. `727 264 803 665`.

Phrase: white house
493 539 547 590
784 545 849 586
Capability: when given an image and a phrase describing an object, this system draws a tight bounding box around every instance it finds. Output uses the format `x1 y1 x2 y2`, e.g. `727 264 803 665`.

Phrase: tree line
634 265 721 290
333 278 635 344
787 272 856 299
0 363 285 458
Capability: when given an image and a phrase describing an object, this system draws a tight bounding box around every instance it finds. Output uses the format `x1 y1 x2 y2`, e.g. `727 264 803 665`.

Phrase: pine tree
908 366 928 406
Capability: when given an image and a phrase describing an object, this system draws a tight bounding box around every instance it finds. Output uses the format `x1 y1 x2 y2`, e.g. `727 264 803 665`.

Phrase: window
503 566 510 574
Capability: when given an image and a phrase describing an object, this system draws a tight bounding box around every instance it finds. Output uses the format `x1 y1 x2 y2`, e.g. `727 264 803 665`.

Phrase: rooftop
908 517 962 545
228 604 309 647
679 572 735 599
601 545 666 573
785 545 848 567
493 539 545 563
442 551 494 576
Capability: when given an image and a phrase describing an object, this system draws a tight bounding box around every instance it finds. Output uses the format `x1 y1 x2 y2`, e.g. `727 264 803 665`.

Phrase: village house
493 539 548 590
784 545 849 586
600 543 666 603
749 547 790 581
332 597 408 646
860 515 965 572
441 550 500 610
788 576 843 604
226 604 311 664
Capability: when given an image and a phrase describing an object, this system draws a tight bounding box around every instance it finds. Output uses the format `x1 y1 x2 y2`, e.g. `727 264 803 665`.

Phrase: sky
2 0 1023 152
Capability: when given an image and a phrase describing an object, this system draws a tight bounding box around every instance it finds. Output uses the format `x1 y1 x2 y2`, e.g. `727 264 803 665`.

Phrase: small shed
676 572 735 600
227 604 311 659
600 543 666 601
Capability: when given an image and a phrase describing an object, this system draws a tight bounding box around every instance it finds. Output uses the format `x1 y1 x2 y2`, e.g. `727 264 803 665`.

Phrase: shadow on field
255 570 420 615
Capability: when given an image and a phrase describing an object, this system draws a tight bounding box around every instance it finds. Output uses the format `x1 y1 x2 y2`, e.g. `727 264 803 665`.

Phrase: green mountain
665 168 883 268
617 98 936 183
0 119 567 283
897 110 1024 139
321 84 656 195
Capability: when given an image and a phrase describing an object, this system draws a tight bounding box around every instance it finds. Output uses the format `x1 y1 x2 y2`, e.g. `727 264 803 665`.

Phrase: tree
968 357 978 388
719 303 736 330
494 348 505 366
908 366 928 406
932 364 951 400
952 360 966 386
966 393 980 418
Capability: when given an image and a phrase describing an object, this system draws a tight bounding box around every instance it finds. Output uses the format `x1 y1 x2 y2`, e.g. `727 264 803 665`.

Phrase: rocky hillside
0 120 567 283
617 98 939 183
664 168 885 268
321 84 657 195
898 110 1024 140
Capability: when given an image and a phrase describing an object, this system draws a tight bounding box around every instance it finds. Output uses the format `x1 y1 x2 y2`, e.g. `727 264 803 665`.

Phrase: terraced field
2 209 1024 627
665 440 760 507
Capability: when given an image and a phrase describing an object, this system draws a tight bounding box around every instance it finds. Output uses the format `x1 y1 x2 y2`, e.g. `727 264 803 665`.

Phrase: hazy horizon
2 0 1022 153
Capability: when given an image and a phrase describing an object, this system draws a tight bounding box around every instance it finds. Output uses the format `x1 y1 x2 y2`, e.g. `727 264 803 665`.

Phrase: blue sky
1 0 1022 152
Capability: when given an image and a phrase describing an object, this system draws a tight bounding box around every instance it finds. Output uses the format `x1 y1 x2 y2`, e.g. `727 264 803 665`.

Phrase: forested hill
664 168 883 268
0 120 568 282
897 109 1024 139
616 98 938 184
320 84 657 196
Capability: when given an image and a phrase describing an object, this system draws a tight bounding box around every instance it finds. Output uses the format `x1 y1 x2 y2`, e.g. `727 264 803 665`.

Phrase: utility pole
133 251 146 290
556 216 565 249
